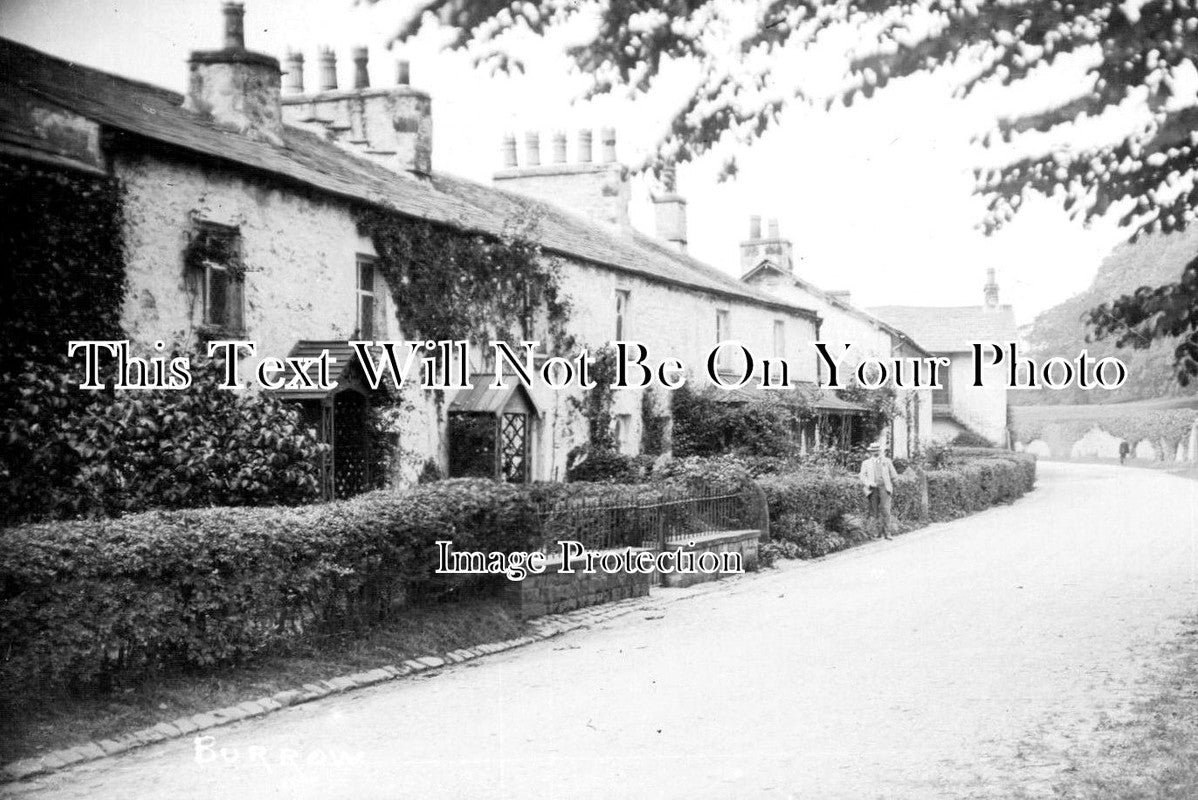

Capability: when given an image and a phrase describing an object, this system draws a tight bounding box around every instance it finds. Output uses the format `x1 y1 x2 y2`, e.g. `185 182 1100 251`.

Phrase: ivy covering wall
353 208 573 350
0 158 323 525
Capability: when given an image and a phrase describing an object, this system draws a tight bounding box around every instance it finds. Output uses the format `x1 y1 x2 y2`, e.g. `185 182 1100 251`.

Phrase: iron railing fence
533 482 768 554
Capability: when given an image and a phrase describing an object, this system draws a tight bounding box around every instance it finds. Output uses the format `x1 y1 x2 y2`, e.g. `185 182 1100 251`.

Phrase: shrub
670 384 811 457
951 429 995 448
0 479 541 692
565 449 648 483
757 452 1036 560
1 349 325 524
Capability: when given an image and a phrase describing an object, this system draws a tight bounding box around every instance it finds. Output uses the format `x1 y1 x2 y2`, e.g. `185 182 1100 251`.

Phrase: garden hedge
757 452 1036 560
0 479 540 691
0 473 762 691
0 452 1035 692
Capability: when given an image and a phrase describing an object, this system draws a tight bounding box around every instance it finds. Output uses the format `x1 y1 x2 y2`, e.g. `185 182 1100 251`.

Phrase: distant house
869 269 1017 446
2 5 848 494
740 217 934 458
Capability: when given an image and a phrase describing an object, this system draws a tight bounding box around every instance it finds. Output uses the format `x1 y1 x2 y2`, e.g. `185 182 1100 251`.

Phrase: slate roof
450 377 543 417
273 340 371 400
866 304 1018 353
741 261 932 357
0 37 816 320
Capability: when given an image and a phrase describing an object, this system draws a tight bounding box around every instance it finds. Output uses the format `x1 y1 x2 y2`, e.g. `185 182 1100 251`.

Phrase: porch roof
270 340 372 401
449 376 543 417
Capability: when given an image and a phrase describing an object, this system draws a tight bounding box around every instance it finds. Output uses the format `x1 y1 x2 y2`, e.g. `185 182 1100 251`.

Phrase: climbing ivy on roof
352 207 574 353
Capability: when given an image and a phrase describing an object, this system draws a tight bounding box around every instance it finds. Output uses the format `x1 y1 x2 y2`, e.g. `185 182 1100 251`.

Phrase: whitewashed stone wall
745 271 934 458
112 148 821 484
936 351 1008 446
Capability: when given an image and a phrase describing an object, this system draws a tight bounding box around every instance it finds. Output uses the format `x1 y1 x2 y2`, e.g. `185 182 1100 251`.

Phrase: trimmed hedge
1 451 1036 692
1 474 761 691
758 452 1036 561
0 479 540 691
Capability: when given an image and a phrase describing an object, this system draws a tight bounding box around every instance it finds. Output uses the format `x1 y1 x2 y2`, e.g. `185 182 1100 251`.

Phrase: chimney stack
283 50 304 94
740 214 794 275
352 46 370 89
318 47 337 91
184 2 283 145
524 131 541 167
222 2 245 49
653 165 688 253
281 48 433 175
984 267 1000 309
601 127 617 163
493 126 631 228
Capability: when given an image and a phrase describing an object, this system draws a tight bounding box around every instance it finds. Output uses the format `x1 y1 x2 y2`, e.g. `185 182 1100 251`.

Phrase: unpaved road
5 462 1197 799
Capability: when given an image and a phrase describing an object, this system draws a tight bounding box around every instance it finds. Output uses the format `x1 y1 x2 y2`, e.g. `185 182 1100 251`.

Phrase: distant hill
1015 225 1198 405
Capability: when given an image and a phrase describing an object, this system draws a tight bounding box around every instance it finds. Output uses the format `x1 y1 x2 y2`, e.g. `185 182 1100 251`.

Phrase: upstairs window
773 319 786 358
615 288 631 340
357 256 378 339
187 222 244 333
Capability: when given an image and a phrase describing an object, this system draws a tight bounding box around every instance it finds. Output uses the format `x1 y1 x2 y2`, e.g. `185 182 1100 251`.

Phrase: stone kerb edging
1 590 688 783
2 535 905 785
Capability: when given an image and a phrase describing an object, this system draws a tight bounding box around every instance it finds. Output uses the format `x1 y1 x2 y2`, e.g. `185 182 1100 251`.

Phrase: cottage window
715 309 731 368
357 256 378 339
773 319 786 358
614 413 633 454
189 223 244 332
614 289 631 340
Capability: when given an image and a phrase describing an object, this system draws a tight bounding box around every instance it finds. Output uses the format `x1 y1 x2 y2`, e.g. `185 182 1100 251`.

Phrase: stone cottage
869 269 1017 446
739 217 935 458
1 4 879 495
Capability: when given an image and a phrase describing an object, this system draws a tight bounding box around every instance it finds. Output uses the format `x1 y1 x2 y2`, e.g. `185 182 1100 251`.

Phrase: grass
1047 616 1198 799
0 597 527 765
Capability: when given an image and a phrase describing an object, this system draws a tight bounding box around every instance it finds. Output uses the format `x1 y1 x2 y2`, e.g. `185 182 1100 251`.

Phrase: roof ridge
1 37 184 104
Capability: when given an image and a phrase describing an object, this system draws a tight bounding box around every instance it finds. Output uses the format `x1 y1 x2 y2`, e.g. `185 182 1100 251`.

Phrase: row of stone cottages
1 5 1012 498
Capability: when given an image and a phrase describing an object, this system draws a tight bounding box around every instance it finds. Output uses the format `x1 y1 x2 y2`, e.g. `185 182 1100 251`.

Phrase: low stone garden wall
503 551 654 619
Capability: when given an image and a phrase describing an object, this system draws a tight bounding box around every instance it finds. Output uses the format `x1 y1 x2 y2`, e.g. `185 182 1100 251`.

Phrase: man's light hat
867 442 882 451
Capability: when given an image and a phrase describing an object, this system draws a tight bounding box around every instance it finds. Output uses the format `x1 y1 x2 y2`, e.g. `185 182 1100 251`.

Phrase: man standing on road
860 442 899 540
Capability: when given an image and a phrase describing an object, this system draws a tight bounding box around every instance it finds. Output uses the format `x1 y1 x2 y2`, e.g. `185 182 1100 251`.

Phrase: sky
0 0 1135 325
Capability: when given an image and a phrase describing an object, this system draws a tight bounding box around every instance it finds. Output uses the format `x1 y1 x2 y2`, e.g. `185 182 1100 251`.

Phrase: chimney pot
525 131 541 167
600 127 617 163
768 218 780 239
352 46 369 89
186 3 283 146
283 50 304 94
749 215 762 240
984 267 1000 308
653 173 687 253
395 59 410 86
318 47 337 91
222 2 245 50
552 131 567 163
661 164 677 193
577 129 593 163
502 133 518 168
